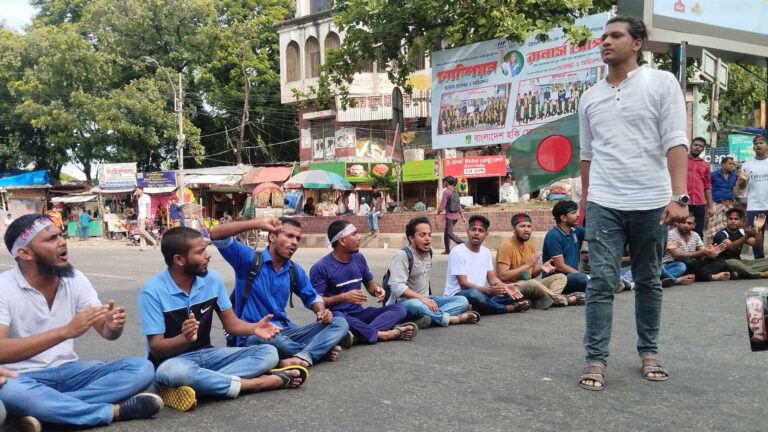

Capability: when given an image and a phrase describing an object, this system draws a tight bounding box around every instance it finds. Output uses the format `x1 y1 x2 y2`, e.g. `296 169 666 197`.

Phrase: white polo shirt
578 66 689 210
0 267 101 372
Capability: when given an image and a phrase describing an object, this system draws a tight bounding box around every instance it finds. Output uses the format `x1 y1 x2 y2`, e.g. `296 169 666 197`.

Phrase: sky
0 0 37 32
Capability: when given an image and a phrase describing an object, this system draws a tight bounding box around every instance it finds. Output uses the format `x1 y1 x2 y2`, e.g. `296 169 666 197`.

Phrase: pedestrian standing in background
438 176 465 254
79 209 90 241
736 135 768 258
687 137 713 239
134 187 158 251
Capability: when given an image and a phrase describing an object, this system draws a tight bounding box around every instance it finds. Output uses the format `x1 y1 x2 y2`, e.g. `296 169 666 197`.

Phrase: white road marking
0 263 133 280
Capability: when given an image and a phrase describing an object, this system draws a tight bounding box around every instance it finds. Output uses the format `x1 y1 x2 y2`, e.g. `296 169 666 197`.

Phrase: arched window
305 37 320 79
285 41 300 82
324 32 340 55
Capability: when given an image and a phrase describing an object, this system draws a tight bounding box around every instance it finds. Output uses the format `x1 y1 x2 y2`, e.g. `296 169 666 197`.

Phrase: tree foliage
302 0 613 106
700 63 767 134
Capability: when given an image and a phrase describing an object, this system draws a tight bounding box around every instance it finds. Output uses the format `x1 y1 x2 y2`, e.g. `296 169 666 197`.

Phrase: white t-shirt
743 157 768 211
444 244 494 296
0 267 101 372
137 193 151 220
579 66 689 210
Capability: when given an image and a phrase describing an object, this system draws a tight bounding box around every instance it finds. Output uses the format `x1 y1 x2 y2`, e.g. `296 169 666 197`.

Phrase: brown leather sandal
641 356 669 381
579 362 606 391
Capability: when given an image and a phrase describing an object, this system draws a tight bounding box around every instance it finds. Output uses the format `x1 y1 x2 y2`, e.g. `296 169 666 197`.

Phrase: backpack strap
288 262 298 308
428 248 433 295
233 249 263 318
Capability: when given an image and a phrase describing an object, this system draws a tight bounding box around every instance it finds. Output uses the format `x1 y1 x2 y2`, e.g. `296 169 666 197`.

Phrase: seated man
445 215 530 314
139 227 308 412
210 217 349 368
496 213 584 309
716 209 768 279
384 217 478 328
542 201 590 294
310 220 416 345
664 215 729 282
0 215 162 429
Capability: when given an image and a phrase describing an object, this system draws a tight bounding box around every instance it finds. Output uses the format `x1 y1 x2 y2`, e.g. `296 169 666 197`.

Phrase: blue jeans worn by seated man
454 289 514 315
584 202 667 366
562 272 589 295
0 358 154 426
747 211 767 259
244 317 349 366
623 261 686 285
155 345 279 398
399 295 469 327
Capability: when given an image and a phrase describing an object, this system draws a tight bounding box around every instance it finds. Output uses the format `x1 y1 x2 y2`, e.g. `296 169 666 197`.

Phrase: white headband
10 218 54 257
328 224 357 248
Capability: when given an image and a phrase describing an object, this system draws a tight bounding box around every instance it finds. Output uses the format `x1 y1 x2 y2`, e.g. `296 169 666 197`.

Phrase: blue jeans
365 212 379 231
399 295 469 327
747 211 767 259
0 400 5 424
563 272 589 294
619 266 633 286
244 317 349 366
584 202 667 366
155 345 279 398
454 289 513 315
662 261 686 279
80 225 88 240
0 358 154 426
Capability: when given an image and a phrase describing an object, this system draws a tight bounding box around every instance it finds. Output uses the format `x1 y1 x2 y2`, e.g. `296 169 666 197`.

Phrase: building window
324 32 340 55
305 37 321 79
310 0 332 14
413 51 426 71
311 120 336 160
360 60 375 73
286 41 300 82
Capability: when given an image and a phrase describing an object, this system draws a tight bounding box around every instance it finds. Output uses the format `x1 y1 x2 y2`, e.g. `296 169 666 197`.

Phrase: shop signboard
402 160 438 182
136 171 177 188
431 13 608 149
443 155 506 179
728 133 757 162
344 162 394 183
97 163 137 189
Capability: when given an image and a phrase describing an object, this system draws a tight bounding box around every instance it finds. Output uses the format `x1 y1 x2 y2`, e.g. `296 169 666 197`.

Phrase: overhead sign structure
97 163 137 189
431 13 609 149
700 49 729 91
443 155 507 179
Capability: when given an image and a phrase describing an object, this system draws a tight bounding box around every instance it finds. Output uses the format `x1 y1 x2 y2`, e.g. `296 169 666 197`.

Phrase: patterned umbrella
283 170 353 190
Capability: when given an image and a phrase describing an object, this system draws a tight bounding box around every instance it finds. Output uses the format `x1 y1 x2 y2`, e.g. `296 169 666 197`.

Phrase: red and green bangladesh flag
507 113 581 196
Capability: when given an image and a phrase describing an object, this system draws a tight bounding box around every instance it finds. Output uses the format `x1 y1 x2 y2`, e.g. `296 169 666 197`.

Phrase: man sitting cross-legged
444 215 530 314
384 217 479 328
542 201 590 294
139 227 308 412
209 217 349 368
716 209 768 279
664 215 730 282
0 214 162 430
496 213 585 310
310 220 417 346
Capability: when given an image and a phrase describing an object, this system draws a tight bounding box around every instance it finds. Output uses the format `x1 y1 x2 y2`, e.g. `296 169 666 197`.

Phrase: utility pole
176 73 186 205
709 58 721 149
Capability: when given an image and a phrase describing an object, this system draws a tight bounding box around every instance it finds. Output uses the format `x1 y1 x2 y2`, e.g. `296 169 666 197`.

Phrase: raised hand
255 217 282 233
345 289 369 305
525 251 541 268
754 213 766 230
504 284 524 300
181 312 199 343
252 314 281 340
103 300 126 332
372 285 386 303
541 259 556 274
62 305 109 339
738 169 749 182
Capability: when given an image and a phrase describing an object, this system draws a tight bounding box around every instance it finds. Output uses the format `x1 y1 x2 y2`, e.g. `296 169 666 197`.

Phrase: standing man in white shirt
134 187 158 251
577 16 689 391
736 135 768 259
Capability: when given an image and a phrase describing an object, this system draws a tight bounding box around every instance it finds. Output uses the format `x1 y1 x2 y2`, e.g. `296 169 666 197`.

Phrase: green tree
304 0 612 106
700 63 767 134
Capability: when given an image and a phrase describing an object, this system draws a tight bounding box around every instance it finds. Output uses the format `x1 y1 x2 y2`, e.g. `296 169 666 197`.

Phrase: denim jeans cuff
438 312 450 327
295 352 313 367
226 376 241 398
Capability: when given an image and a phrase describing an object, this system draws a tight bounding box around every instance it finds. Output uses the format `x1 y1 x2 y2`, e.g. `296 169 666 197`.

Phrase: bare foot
323 345 342 361
761 271 768 278
278 357 309 368
711 271 731 281
378 329 400 341
676 274 695 285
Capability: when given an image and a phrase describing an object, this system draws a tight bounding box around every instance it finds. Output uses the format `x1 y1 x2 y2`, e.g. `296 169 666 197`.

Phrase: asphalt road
1 242 766 432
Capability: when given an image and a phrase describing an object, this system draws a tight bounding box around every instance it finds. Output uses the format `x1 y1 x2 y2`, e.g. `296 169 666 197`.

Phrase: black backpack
382 247 432 306
225 250 298 347
448 190 460 213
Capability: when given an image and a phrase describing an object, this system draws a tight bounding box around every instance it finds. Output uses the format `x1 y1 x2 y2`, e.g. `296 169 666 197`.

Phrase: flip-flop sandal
568 292 586 306
578 363 605 391
640 357 669 382
459 310 481 324
269 365 310 388
509 300 530 313
340 330 356 349
394 322 418 341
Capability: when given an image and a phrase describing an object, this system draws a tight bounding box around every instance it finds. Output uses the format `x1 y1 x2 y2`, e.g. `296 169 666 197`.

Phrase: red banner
443 155 506 178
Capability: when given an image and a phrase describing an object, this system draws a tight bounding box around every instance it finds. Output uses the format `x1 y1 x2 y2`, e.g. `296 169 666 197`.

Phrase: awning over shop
51 194 97 203
186 174 242 186
144 186 177 194
91 186 135 194
244 167 292 185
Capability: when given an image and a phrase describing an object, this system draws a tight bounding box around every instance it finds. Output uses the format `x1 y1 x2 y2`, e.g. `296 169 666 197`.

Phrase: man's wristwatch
671 194 690 206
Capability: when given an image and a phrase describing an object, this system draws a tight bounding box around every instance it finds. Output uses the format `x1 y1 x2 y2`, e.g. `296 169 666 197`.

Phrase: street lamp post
143 57 186 205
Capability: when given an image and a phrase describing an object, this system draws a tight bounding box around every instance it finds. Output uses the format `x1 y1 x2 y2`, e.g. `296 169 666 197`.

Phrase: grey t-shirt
385 245 432 305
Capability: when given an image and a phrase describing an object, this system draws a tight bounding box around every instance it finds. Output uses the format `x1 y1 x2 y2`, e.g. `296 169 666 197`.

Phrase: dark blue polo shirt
542 225 585 276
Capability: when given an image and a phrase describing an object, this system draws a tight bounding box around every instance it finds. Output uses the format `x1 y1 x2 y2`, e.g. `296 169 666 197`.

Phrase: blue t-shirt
542 225 585 276
213 237 322 333
711 169 736 203
79 212 90 227
138 268 232 366
169 204 182 221
309 252 373 314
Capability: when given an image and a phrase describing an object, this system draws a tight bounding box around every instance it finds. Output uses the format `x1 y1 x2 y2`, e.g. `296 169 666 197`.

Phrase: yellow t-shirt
496 237 534 281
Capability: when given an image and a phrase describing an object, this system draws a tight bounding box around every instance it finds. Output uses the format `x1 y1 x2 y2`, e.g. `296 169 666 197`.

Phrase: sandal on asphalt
340 330 357 349
458 310 481 324
6 416 42 432
508 300 530 313
567 292 586 306
578 363 606 391
394 322 418 341
269 365 310 389
158 385 197 412
414 315 432 329
640 356 669 382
